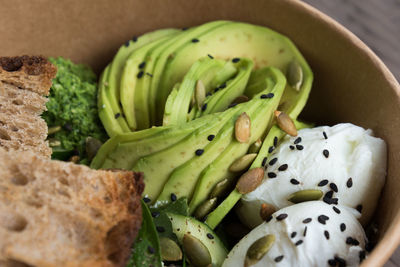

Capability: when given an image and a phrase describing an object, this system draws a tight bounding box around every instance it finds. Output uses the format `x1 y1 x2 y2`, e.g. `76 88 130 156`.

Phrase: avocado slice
98 28 179 136
156 21 313 124
166 213 227 266
188 68 285 214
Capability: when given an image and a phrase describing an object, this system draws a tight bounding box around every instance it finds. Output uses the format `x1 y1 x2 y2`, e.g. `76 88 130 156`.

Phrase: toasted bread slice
0 56 56 157
0 148 144 267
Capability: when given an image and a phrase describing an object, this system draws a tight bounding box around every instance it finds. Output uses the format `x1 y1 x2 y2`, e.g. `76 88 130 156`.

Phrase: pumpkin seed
259 203 276 221
248 139 262 153
235 112 251 143
194 197 218 220
48 138 61 147
160 237 182 261
287 60 303 91
209 178 232 199
274 110 297 136
196 80 206 109
229 153 257 172
232 95 249 104
245 234 275 266
183 233 212 267
288 189 323 203
86 137 103 161
236 167 264 194
48 126 61 135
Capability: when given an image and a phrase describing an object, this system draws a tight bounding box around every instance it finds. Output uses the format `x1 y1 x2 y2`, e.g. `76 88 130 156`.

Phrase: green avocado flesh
93 20 313 234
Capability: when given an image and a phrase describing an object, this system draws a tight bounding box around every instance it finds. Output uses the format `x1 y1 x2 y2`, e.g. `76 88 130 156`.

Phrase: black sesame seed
290 178 300 185
323 131 328 139
295 240 303 246
296 145 304 150
266 215 273 222
347 177 353 188
195 149 204 156
276 213 288 221
202 103 207 111
146 72 153 77
346 237 360 246
334 256 346 267
137 71 144 79
294 137 302 144
291 232 297 238
191 38 199 43
156 226 165 233
147 246 155 254
124 40 130 47
206 92 212 97
289 145 295 150
208 54 214 59
138 62 146 69
151 211 160 218
331 198 339 205
325 190 334 199
260 93 274 99
114 113 121 119
207 233 214 239
330 183 338 193
318 179 329 186
302 218 312 224
318 215 329 224
333 206 341 214
132 36 138 42
214 87 220 92
303 226 308 237
268 146 275 153
274 255 284 262
324 230 330 240
359 250 366 262
269 158 278 166
328 259 336 266
323 149 330 158
340 223 346 232
268 172 277 178
273 136 278 147
278 164 288 171
219 83 227 89
143 197 151 203
207 135 215 141
261 157 268 167
232 57 240 63
170 193 177 202
356 204 363 213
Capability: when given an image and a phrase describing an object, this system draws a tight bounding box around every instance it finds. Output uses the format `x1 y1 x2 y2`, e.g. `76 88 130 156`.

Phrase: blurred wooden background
302 0 400 266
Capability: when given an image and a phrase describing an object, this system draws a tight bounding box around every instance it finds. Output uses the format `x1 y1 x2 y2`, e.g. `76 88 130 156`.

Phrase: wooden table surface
302 0 400 266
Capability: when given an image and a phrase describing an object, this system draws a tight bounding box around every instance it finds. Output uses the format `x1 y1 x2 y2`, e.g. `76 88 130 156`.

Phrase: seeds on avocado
209 178 231 198
201 103 208 111
229 153 257 172
171 193 177 202
208 54 214 59
195 80 206 108
261 157 268 167
114 113 121 119
207 134 215 141
235 112 251 143
287 60 303 91
245 234 275 266
260 93 274 99
260 203 276 221
138 61 146 69
191 38 200 43
207 233 214 239
248 139 262 153
48 126 61 135
86 137 103 161
288 189 323 203
195 149 204 156
160 237 183 261
268 146 274 153
183 234 212 267
194 197 218 220
274 110 298 136
137 71 144 79
236 167 264 194
273 136 278 147
48 139 61 147
132 36 138 42
146 72 153 77
232 57 240 63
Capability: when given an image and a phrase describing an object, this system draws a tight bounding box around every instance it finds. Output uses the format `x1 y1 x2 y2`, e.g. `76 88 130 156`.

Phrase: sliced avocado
205 122 312 229
157 21 313 124
162 57 227 126
98 28 179 136
189 68 285 215
142 21 230 125
163 83 180 126
120 32 180 130
166 213 227 267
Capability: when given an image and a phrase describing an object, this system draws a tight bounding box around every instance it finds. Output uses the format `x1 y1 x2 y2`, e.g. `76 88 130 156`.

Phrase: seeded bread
0 147 144 267
0 56 56 158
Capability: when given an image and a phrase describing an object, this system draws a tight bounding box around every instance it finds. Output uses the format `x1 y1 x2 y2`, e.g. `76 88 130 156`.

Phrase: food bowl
1 0 399 265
